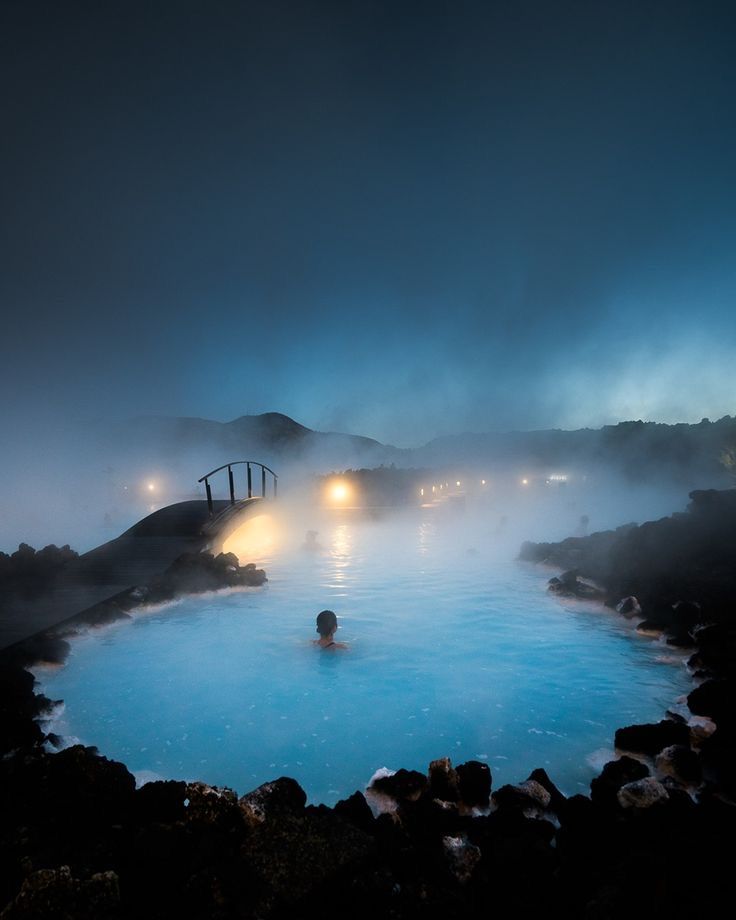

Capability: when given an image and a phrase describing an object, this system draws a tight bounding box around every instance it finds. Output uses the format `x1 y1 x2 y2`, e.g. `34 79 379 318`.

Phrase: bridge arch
198 461 278 515
198 461 279 560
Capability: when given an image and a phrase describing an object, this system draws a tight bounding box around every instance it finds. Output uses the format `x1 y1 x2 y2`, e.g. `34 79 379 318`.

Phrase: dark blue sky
2 0 735 446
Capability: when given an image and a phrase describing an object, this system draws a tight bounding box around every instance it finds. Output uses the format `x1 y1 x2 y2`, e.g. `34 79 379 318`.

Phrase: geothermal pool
38 509 692 806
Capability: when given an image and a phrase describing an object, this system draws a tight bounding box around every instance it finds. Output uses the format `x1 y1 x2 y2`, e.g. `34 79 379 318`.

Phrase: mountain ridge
102 411 736 485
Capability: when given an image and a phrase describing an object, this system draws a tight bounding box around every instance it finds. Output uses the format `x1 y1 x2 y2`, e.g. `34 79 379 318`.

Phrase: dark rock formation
0 543 79 598
442 834 481 884
547 570 605 600
655 744 702 785
428 756 461 802
615 595 642 617
614 720 691 757
239 776 307 826
589 756 650 807
492 779 551 814
687 679 736 725
369 768 428 804
455 760 492 808
617 776 670 809
144 551 266 604
527 767 567 814
0 866 120 920
333 791 376 833
521 489 736 630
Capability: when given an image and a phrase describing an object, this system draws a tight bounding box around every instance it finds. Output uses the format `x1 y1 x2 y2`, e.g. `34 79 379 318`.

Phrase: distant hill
100 411 401 473
98 412 736 488
412 416 736 486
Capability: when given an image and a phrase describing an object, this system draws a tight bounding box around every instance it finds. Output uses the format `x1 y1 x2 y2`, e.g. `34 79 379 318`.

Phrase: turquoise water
38 509 691 805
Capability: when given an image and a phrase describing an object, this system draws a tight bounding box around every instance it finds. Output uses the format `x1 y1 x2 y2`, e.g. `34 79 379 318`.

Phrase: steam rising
2 410 733 557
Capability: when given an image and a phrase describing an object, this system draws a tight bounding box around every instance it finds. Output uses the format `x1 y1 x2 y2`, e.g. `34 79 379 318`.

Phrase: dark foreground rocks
1 648 734 919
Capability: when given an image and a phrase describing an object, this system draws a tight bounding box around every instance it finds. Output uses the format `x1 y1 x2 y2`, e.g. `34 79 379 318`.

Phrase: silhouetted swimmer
302 530 321 551
313 609 347 650
575 514 589 537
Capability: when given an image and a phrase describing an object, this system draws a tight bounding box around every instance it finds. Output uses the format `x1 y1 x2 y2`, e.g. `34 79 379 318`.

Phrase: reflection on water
326 522 352 593
417 518 435 556
38 509 692 807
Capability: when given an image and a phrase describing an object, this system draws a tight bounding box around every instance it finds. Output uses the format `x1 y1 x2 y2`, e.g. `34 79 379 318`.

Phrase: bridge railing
198 461 278 515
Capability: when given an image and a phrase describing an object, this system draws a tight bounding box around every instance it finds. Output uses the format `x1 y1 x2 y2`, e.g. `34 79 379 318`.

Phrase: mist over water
3 408 728 555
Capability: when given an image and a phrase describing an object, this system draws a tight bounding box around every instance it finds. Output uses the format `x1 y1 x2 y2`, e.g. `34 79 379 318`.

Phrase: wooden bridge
0 461 277 650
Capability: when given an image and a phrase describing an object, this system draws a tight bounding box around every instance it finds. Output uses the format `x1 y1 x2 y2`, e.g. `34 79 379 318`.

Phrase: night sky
2 0 735 447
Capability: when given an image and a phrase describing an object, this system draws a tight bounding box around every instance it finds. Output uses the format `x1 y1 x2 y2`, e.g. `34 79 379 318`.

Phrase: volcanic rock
687 679 736 726
617 777 670 809
655 745 702 786
239 776 307 827
492 780 551 814
616 595 642 618
527 767 567 814
134 779 188 824
369 768 428 804
442 835 481 884
240 803 374 911
334 790 376 833
589 756 649 807
548 570 605 600
0 866 120 920
427 757 461 802
146 551 266 603
184 781 243 830
614 720 690 757
456 760 491 808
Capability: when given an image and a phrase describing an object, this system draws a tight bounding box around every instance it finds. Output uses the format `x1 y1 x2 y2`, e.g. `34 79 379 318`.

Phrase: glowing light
456 480 461 487
222 513 277 563
481 479 486 485
420 488 424 496
326 480 352 504
548 474 568 482
432 485 436 493
147 482 156 492
521 478 529 486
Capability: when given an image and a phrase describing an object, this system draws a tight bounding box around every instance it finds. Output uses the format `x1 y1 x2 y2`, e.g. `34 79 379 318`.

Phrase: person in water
313 609 347 649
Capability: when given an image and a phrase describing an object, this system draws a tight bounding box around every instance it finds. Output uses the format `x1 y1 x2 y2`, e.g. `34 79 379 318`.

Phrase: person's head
316 609 338 637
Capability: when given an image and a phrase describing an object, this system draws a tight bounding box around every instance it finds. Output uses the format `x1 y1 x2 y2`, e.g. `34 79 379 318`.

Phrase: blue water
37 509 691 805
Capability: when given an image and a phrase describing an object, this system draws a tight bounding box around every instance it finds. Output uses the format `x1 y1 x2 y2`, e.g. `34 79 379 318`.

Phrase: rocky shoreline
2 494 735 918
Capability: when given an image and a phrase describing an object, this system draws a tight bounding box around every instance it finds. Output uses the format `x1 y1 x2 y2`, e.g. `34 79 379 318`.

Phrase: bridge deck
0 499 252 650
